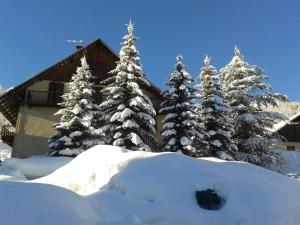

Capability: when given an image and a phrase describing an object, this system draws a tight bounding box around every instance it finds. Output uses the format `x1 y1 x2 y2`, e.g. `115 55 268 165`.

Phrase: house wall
13 106 58 158
142 88 164 143
26 80 68 92
275 142 300 151
155 114 163 143
12 81 164 158
12 81 59 158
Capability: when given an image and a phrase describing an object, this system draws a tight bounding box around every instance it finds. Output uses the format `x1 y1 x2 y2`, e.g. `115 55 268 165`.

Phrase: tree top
176 54 184 71
204 54 211 66
127 19 134 36
234 45 241 57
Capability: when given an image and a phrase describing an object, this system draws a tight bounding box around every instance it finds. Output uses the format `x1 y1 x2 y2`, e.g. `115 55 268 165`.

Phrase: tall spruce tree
0 85 7 128
48 56 100 157
160 55 202 156
220 46 286 167
0 85 5 95
99 21 157 151
0 85 8 141
195 55 236 159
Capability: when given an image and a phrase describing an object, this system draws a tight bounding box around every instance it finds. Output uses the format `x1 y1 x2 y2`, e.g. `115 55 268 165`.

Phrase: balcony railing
26 90 63 106
0 126 15 146
140 130 159 151
25 90 102 106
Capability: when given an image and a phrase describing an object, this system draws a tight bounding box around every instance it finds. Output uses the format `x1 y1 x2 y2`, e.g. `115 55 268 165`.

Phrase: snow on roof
272 112 300 132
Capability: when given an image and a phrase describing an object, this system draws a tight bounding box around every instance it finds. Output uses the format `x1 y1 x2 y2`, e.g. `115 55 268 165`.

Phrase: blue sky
1 0 300 100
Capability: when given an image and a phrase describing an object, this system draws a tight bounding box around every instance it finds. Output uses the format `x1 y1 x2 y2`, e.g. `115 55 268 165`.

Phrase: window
48 82 64 104
287 146 295 151
93 86 102 104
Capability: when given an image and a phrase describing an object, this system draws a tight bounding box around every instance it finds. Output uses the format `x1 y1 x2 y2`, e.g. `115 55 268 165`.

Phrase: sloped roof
276 113 300 142
273 113 300 132
0 39 163 127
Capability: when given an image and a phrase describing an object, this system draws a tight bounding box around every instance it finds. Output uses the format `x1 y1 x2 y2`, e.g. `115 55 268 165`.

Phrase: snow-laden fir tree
0 85 6 128
98 20 157 151
48 56 101 157
0 85 5 95
0 85 8 141
220 46 287 168
195 55 237 160
160 55 203 157
0 86 15 143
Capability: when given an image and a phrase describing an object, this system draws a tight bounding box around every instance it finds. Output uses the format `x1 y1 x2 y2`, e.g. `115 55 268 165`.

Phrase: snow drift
32 145 300 225
36 145 137 195
3 155 72 179
0 141 12 161
0 181 97 225
278 149 300 178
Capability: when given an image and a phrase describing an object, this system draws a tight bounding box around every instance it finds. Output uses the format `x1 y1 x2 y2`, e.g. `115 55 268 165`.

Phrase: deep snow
3 155 72 179
0 141 12 161
278 149 300 178
0 181 98 225
1 145 300 225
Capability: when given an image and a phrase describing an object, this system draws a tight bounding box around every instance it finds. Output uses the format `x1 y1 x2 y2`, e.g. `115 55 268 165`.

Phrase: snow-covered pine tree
98 20 157 151
0 85 5 95
0 85 7 140
0 86 15 144
0 85 6 128
195 55 236 160
160 55 202 157
220 46 287 168
48 56 101 157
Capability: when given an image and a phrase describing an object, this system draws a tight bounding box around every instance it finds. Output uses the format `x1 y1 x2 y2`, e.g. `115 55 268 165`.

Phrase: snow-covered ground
1 145 300 225
3 155 72 179
0 141 12 161
0 181 98 225
0 166 27 181
278 149 300 178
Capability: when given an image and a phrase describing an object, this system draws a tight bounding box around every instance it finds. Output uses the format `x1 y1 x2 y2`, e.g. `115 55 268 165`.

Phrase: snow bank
3 155 72 179
36 145 135 195
0 166 27 181
36 145 300 225
0 181 98 225
277 149 300 178
0 141 12 161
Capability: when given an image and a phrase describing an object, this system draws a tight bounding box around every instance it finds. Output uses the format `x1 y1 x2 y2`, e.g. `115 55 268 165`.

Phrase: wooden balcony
140 130 159 151
25 90 102 107
25 90 63 106
0 126 15 146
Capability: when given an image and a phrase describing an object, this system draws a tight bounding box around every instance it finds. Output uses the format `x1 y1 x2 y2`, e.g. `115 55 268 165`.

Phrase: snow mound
36 145 141 195
3 155 72 179
277 149 300 178
0 166 27 181
0 141 12 161
36 145 300 225
0 181 97 225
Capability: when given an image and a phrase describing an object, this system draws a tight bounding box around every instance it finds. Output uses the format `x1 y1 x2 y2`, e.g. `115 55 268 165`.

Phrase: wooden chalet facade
0 39 164 158
276 113 300 151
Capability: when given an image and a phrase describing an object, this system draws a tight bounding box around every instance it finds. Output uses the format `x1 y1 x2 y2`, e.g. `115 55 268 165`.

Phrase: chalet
0 39 164 158
276 113 300 151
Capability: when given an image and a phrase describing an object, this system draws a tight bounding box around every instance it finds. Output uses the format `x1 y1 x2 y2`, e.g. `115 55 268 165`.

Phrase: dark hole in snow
195 189 225 210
